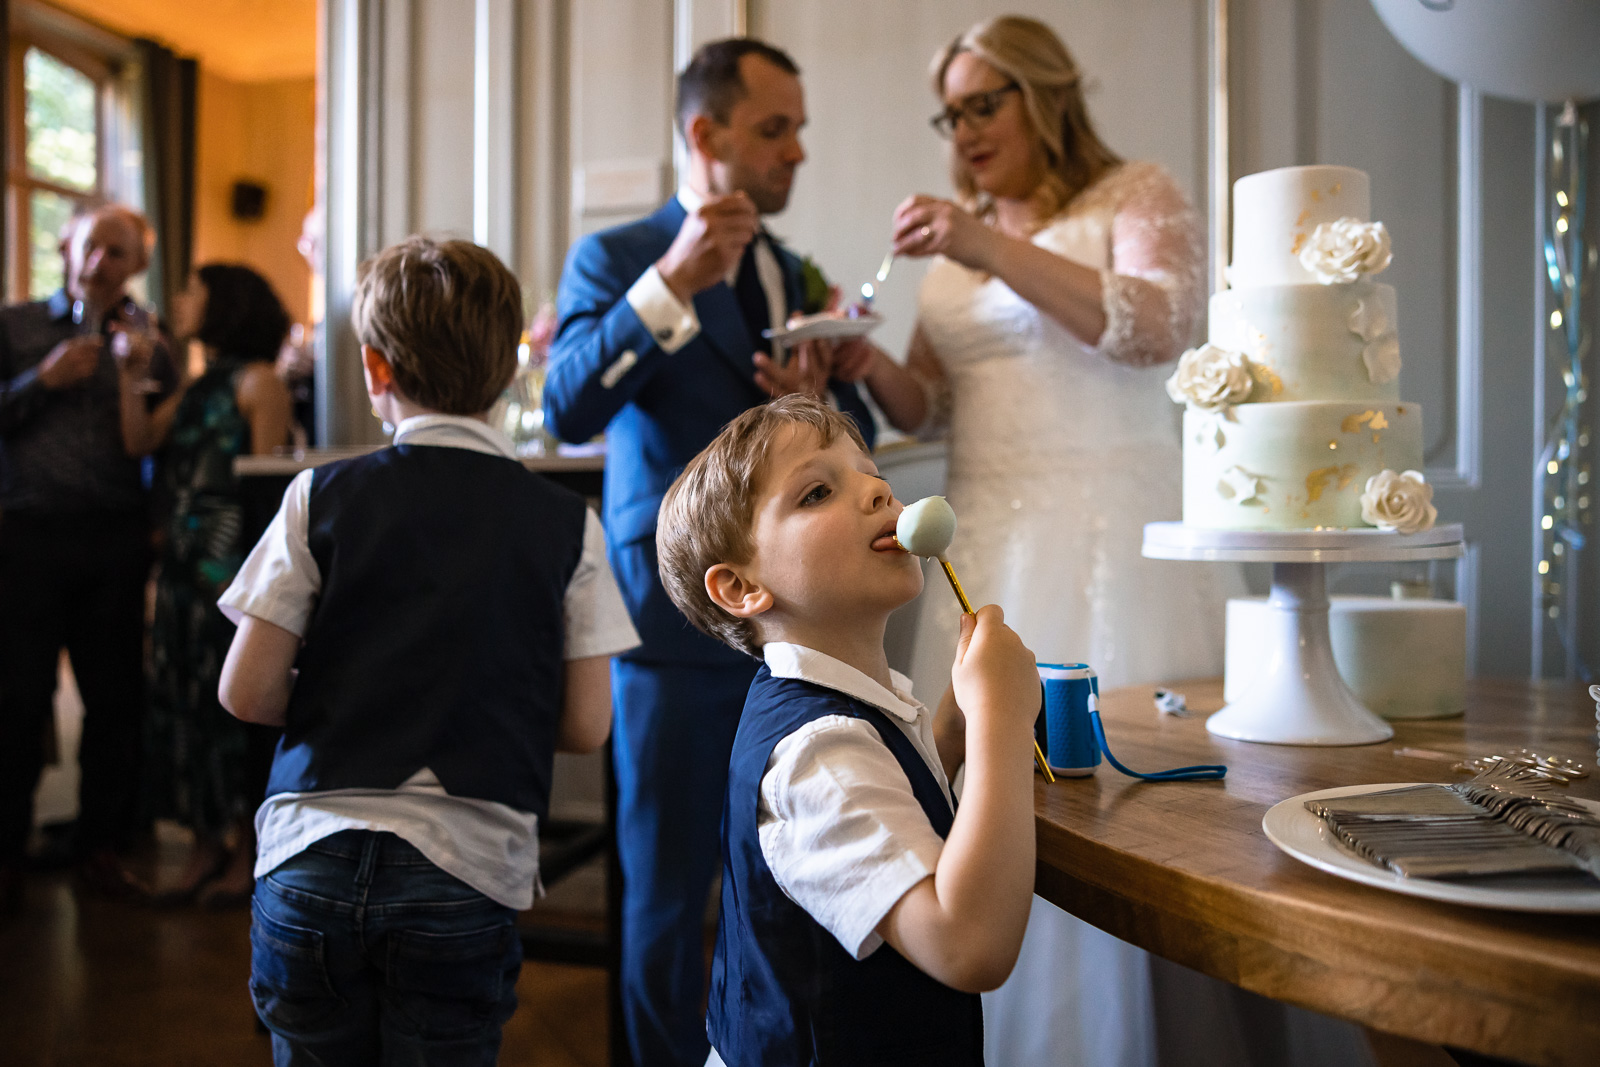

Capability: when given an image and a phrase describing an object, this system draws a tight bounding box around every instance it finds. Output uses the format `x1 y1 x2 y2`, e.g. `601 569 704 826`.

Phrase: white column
474 0 518 262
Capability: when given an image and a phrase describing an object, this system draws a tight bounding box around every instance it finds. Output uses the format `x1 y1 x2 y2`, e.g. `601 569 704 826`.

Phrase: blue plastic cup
1038 663 1100 777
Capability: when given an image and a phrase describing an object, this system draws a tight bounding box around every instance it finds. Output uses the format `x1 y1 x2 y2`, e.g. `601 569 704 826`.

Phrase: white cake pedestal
1142 522 1465 746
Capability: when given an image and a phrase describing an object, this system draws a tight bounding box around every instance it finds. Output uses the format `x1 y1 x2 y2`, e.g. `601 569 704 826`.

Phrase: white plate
1262 782 1600 913
763 311 882 343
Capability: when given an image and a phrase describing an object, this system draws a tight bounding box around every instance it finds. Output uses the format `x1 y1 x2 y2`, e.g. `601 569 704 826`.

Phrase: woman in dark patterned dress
117 265 292 904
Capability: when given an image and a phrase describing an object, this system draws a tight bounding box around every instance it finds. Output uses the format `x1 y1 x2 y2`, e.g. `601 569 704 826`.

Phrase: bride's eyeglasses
929 83 1021 138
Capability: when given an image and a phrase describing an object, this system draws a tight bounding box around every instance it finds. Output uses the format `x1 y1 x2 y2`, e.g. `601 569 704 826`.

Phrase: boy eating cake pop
657 394 1040 1066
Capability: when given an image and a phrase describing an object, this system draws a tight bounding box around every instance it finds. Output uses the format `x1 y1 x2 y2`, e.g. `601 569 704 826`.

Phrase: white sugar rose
1359 469 1436 534
1299 218 1393 284
1165 344 1255 412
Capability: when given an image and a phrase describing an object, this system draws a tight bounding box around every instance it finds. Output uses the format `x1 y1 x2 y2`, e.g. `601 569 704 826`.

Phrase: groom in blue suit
544 38 875 1067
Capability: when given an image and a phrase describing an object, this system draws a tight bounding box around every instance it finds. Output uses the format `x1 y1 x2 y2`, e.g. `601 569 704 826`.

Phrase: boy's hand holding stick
896 496 1054 782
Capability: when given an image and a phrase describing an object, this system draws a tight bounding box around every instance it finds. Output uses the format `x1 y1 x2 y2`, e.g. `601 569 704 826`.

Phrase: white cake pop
895 495 957 558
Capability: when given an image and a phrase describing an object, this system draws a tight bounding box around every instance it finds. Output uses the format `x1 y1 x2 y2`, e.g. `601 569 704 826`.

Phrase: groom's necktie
733 234 772 355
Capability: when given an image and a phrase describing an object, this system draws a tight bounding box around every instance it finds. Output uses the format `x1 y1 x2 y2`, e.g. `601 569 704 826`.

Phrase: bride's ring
919 226 932 239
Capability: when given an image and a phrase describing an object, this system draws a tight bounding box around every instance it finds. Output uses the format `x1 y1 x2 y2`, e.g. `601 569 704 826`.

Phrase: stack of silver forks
1305 766 1600 881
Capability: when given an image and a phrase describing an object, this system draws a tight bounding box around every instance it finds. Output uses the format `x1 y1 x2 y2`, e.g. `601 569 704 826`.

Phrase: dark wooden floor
0 851 610 1066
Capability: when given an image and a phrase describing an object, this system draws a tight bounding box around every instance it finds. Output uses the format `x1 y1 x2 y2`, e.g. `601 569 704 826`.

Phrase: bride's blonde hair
932 16 1122 225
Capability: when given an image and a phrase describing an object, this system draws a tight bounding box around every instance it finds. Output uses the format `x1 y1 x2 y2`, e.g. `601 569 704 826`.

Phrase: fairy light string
1538 100 1594 682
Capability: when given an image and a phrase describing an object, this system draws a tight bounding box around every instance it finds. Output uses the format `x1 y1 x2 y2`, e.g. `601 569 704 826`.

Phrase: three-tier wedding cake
1168 165 1436 533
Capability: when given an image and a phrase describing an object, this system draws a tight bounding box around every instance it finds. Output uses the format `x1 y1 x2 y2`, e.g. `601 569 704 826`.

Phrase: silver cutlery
1305 767 1600 881
860 248 896 305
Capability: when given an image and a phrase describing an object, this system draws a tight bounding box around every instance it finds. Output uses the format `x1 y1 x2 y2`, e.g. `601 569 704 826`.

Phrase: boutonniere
799 256 831 315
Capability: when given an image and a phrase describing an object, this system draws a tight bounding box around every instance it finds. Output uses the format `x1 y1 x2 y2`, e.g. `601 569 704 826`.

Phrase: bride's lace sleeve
1093 162 1206 368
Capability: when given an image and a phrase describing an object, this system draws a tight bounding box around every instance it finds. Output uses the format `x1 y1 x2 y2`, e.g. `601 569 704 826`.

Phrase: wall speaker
231 181 267 221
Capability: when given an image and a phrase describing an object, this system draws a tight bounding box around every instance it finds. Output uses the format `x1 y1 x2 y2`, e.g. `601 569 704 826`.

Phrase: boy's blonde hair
351 236 523 415
658 395 869 658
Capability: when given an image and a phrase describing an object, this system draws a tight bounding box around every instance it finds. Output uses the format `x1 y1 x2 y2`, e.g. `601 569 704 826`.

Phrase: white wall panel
412 0 477 237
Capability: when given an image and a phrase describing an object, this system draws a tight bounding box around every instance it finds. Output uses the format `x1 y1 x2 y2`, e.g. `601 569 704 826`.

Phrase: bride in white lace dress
840 16 1246 1066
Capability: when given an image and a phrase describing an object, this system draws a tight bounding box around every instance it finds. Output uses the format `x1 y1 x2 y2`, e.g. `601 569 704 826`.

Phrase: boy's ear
361 344 395 396
705 563 772 620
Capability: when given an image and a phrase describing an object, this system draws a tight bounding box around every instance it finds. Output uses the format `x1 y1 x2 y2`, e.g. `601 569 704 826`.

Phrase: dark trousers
0 511 149 865
612 656 757 1067
251 830 521 1067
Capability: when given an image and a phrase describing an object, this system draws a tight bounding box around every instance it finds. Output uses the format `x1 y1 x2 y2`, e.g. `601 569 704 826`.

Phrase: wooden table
1033 678 1600 1067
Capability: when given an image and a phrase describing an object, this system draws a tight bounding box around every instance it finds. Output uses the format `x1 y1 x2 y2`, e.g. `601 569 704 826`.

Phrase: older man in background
0 204 176 912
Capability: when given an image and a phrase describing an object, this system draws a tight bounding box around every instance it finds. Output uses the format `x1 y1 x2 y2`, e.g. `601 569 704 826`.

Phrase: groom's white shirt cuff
623 188 711 356
627 266 699 354
625 187 787 358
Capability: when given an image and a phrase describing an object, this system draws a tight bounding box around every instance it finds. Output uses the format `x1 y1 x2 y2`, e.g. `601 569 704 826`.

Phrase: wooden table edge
1027 677 1600 1066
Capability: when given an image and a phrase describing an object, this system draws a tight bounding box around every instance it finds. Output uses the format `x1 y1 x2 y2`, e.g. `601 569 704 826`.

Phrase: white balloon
1369 0 1600 103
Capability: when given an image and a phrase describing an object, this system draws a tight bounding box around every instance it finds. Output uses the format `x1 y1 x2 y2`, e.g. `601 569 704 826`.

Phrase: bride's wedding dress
907 161 1374 1066
909 161 1231 698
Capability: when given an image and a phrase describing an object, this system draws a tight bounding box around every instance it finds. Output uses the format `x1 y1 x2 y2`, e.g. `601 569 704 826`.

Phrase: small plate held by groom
762 309 883 344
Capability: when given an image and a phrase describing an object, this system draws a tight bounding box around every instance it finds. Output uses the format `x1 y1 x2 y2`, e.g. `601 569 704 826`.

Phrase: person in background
117 264 294 906
543 37 876 1067
217 236 637 1064
0 204 176 912
275 323 315 450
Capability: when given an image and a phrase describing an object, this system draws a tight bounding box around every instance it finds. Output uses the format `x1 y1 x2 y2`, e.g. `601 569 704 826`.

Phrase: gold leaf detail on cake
1291 232 1306 256
1331 182 1342 196
1249 363 1284 397
1341 410 1378 433
1328 441 1339 450
1296 209 1310 226
1305 464 1357 503
1310 189 1322 202
1369 411 1389 430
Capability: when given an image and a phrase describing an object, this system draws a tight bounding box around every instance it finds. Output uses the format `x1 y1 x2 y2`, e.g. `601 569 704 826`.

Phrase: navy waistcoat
707 666 984 1067
266 444 586 817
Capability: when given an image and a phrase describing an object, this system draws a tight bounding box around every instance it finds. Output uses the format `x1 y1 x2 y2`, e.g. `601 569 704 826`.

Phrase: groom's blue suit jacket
544 198 877 665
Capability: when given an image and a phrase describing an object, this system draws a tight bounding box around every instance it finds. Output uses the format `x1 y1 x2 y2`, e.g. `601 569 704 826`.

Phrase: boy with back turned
657 394 1041 1066
217 236 638 1065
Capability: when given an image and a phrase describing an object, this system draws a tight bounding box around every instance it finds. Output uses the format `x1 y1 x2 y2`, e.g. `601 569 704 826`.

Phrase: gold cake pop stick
896 497 1054 782
928 553 1055 785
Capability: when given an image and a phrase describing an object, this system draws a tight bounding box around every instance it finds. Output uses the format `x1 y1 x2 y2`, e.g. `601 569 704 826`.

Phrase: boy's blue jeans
250 829 522 1067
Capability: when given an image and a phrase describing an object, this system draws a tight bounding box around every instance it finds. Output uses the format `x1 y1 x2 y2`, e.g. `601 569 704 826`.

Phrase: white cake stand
1142 522 1465 746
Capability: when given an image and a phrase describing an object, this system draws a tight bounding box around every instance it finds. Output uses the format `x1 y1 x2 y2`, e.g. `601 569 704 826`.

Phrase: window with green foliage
26 48 98 193
7 42 106 301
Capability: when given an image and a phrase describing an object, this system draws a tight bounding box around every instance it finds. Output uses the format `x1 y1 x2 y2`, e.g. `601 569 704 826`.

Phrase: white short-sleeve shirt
706 643 953 1067
755 642 952 960
218 414 639 909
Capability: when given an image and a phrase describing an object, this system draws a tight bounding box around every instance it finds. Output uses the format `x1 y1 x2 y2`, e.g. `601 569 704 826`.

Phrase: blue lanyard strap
1088 707 1227 782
